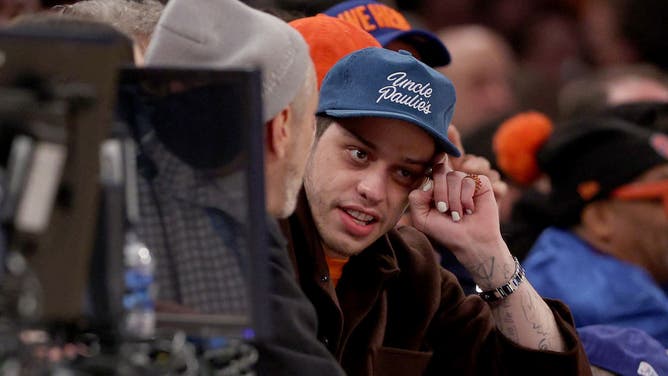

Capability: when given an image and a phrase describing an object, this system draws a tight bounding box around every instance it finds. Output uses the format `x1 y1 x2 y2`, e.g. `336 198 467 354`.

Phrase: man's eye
349 148 368 162
398 169 413 178
395 168 421 187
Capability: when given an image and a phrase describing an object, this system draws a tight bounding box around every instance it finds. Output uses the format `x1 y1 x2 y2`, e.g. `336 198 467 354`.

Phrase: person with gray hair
54 0 163 64
136 0 344 374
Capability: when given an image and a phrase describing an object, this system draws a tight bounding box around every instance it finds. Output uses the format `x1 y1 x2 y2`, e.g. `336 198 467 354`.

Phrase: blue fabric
578 325 668 376
317 47 460 156
524 227 668 346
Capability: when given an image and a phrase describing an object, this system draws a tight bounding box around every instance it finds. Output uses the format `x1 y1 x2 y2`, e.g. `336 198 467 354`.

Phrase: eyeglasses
611 179 668 217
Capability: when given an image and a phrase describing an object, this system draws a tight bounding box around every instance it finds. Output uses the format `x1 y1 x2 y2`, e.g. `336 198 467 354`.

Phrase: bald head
437 25 517 135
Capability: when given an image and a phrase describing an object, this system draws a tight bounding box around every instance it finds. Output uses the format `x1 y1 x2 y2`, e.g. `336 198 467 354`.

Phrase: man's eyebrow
340 125 377 151
404 157 431 167
340 124 432 167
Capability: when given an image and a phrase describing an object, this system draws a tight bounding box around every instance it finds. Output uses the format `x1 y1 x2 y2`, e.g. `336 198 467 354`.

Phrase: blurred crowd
1 0 668 375
3 0 667 151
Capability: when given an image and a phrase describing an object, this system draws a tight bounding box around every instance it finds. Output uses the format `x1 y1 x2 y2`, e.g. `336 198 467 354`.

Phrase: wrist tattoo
466 257 496 285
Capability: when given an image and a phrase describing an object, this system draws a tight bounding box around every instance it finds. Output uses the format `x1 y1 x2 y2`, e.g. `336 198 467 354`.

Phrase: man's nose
356 168 386 205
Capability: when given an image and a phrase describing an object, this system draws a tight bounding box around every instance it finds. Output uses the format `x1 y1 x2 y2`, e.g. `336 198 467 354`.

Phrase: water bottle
123 231 155 339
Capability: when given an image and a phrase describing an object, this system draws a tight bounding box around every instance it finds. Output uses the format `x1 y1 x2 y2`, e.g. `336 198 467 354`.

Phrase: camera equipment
0 22 133 327
0 19 133 373
1 19 268 375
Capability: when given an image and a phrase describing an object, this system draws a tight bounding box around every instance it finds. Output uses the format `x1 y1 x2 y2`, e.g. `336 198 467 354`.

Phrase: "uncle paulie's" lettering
377 72 432 115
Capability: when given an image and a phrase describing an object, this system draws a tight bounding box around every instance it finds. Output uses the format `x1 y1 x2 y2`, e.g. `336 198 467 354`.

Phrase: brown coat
282 193 591 376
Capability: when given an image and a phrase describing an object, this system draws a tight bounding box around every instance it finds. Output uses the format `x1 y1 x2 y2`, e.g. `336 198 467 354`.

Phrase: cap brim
321 108 461 157
375 29 451 67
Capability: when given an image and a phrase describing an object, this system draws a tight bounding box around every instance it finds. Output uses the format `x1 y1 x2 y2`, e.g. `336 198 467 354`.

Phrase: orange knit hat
493 111 554 186
290 14 381 89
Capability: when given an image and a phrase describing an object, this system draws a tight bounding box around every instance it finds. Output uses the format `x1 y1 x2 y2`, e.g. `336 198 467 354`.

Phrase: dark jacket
282 192 592 376
255 218 346 376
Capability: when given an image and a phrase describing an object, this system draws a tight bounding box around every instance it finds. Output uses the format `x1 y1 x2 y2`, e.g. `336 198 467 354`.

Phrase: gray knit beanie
145 0 310 122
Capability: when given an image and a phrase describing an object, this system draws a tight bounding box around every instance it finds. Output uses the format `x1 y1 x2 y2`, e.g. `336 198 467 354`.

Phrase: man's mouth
343 208 377 226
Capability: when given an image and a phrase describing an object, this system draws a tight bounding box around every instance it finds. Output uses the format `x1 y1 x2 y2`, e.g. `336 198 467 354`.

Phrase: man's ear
265 106 292 159
579 201 614 242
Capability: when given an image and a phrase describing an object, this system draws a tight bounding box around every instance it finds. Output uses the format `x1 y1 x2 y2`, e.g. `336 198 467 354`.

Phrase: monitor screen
116 67 269 340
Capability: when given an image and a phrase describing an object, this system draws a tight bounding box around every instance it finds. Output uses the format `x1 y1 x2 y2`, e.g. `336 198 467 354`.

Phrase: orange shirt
325 255 350 287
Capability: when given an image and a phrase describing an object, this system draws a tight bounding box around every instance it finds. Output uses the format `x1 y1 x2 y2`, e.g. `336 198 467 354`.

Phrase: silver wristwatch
475 257 526 303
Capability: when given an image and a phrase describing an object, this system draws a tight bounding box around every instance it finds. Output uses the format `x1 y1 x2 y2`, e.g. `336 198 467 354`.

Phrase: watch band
475 257 526 303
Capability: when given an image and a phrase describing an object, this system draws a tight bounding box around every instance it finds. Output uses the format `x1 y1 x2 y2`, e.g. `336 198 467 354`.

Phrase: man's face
0 0 40 24
385 39 422 61
437 31 517 134
278 69 319 218
606 77 668 105
303 117 435 258
605 164 668 283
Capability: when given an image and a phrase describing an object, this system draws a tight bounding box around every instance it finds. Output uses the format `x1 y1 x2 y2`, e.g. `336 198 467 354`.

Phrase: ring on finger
465 173 483 194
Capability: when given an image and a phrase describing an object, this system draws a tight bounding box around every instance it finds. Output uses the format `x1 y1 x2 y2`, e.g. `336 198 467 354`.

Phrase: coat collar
284 189 404 355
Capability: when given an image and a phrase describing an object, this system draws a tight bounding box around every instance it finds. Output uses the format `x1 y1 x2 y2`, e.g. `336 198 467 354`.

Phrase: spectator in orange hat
290 14 380 88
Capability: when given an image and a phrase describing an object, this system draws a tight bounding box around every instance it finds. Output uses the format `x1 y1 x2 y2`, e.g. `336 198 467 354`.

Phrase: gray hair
54 0 163 49
289 62 316 124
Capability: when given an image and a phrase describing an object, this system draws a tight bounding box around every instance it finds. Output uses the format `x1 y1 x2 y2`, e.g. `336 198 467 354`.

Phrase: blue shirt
524 227 668 346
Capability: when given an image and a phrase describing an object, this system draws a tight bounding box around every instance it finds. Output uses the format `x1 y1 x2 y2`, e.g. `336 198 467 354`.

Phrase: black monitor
0 21 132 332
116 67 270 340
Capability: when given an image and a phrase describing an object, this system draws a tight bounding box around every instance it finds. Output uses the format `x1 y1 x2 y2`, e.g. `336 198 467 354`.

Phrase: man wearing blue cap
324 0 451 67
282 47 590 375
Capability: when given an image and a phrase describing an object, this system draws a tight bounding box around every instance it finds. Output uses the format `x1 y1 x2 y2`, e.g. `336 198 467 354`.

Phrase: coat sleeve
254 226 345 376
396 226 592 376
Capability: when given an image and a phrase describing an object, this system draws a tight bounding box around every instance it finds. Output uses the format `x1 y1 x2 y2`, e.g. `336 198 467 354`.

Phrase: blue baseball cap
318 47 460 156
578 325 668 376
323 0 451 67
